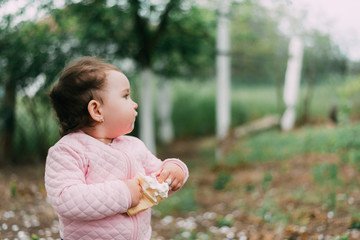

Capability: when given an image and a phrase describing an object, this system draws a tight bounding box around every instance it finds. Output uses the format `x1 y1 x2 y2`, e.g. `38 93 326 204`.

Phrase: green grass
226 123 360 164
171 78 353 138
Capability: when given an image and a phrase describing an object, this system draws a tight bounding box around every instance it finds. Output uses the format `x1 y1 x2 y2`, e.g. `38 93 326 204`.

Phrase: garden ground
1 126 360 240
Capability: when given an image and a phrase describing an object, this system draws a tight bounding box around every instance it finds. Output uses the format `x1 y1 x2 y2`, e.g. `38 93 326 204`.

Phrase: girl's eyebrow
122 88 130 93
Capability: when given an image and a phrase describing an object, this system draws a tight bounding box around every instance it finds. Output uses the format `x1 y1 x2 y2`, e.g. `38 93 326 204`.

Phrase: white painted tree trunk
157 78 174 144
216 0 231 140
281 36 304 131
139 68 156 153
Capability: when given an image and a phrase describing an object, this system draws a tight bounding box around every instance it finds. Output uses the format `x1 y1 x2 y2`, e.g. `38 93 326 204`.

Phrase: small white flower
12 224 19 231
181 231 191 238
203 212 217 220
161 216 174 225
226 232 235 238
2 223 8 230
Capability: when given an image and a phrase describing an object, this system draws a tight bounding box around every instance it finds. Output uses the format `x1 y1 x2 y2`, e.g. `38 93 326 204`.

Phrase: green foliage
349 213 360 229
227 123 360 164
337 76 360 124
342 148 360 171
154 187 198 216
0 0 356 165
10 181 16 197
333 233 350 240
213 172 232 190
245 184 255 192
172 80 217 137
53 0 215 77
231 1 288 84
255 196 289 224
302 31 347 84
14 94 59 163
262 172 273 190
311 164 340 185
0 10 67 164
155 6 216 78
311 162 342 210
9 78 360 163
324 191 337 210
31 234 40 240
216 215 233 228
173 231 199 240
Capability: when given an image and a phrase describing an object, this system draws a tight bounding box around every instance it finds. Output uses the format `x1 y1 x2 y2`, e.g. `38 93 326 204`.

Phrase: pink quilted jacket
45 131 189 240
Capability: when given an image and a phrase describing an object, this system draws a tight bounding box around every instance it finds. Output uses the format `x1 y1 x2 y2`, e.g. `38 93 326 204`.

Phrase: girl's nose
133 100 138 109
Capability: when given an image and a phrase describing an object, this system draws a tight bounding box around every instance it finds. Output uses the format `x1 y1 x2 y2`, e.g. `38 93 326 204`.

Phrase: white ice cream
140 173 170 202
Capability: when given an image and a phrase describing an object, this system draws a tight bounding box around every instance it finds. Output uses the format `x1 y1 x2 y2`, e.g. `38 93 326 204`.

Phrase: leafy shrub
337 76 360 124
213 172 232 190
216 215 233 227
349 214 360 229
14 94 59 163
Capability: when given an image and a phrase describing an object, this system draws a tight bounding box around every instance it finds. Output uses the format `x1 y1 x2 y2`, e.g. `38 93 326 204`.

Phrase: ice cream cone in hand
127 173 170 216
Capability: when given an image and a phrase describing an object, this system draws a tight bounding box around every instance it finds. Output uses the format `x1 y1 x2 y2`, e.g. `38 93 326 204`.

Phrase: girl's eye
123 94 130 99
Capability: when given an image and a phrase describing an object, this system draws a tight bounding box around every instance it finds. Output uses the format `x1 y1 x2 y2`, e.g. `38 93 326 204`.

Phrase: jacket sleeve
45 144 132 221
138 140 189 187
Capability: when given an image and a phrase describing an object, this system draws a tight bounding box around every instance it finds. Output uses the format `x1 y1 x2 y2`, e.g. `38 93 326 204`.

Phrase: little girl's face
100 70 138 138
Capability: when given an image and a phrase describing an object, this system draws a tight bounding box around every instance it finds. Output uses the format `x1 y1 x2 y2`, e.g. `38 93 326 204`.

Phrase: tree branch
131 0 151 66
148 0 178 55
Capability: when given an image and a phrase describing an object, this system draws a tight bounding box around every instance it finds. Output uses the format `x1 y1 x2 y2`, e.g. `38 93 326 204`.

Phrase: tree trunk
215 0 231 164
0 75 16 166
157 78 174 144
139 68 156 154
301 58 316 124
281 36 304 131
216 0 231 140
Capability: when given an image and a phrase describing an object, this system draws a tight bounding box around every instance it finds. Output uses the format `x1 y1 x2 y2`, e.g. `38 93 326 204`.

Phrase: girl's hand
155 163 185 191
124 178 143 208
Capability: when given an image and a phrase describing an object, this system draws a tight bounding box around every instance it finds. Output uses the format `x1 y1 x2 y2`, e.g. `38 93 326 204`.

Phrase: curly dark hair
49 57 120 136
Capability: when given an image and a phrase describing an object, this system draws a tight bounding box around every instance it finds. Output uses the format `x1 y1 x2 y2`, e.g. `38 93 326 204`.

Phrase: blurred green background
2 0 360 239
1 0 359 165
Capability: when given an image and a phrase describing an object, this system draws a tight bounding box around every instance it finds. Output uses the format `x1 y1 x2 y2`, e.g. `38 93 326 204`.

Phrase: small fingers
165 178 172 185
157 169 170 183
169 179 181 191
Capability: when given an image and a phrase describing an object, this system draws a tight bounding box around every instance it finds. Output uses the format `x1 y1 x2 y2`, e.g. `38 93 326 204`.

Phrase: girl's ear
88 100 104 123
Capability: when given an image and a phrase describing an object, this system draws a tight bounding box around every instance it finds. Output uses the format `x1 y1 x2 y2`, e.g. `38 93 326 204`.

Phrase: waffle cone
127 175 165 216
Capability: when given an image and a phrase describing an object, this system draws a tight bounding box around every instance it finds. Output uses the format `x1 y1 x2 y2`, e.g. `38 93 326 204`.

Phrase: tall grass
13 76 357 162
14 94 59 163
171 78 344 138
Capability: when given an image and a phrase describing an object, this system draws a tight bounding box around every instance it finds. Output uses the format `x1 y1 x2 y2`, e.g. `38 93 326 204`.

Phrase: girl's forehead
105 70 130 88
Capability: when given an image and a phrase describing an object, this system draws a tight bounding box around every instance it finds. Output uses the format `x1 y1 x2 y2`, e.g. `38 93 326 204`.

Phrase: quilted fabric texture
45 131 189 240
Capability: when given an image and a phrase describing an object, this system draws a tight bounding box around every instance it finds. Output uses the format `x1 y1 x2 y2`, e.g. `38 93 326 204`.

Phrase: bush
14 93 59 163
213 172 232 190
